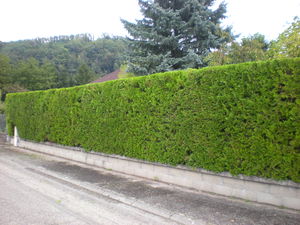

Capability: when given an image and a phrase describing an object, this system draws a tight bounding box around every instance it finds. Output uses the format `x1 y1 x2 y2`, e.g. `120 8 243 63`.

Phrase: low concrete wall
0 114 6 133
8 136 300 210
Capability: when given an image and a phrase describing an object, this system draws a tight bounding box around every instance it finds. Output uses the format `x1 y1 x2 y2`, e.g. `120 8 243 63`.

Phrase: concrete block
282 197 300 210
135 163 155 179
256 192 282 206
202 173 223 186
222 177 246 190
86 154 101 167
113 159 130 173
102 159 114 171
63 150 70 159
199 181 214 193
154 167 178 185
211 184 233 196
243 180 269 193
188 173 204 190
269 185 300 198
176 170 200 188
231 189 257 202
152 164 169 176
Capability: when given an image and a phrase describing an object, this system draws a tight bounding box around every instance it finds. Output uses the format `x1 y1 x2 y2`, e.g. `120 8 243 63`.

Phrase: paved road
0 136 299 225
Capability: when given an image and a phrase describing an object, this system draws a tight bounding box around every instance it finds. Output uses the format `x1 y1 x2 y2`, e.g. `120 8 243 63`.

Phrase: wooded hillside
0 34 127 97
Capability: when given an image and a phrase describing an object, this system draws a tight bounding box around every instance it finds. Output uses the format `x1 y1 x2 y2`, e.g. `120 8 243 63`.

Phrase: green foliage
0 54 12 89
122 0 232 75
74 64 95 85
0 54 28 100
269 17 300 58
13 58 57 90
206 17 300 67
206 33 269 66
0 34 128 88
6 58 300 182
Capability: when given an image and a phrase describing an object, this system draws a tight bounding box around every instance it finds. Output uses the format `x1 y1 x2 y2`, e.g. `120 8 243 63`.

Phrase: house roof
90 69 120 83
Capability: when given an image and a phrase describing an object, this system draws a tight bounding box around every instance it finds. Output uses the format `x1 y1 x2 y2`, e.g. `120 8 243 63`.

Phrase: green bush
6 58 300 182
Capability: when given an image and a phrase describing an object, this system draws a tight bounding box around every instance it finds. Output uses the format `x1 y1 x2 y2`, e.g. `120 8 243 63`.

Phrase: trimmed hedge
6 58 300 182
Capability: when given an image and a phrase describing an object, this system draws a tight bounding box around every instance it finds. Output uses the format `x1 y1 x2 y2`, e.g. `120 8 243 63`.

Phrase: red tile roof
90 69 120 83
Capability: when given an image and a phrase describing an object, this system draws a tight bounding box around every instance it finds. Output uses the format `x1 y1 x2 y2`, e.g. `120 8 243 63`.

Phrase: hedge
6 58 300 182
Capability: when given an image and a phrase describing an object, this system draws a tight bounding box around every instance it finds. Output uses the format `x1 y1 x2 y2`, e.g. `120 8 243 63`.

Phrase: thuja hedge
6 58 300 182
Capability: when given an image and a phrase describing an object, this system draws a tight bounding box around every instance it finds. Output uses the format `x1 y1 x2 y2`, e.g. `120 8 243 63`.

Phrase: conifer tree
122 0 232 75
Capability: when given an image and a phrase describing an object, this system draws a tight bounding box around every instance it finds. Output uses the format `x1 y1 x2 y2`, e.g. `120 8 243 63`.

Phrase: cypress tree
122 0 232 75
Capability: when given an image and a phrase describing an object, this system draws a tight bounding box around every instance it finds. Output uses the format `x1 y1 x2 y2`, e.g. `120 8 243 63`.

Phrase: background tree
0 54 28 101
0 54 12 91
269 17 300 58
0 34 128 88
14 58 57 91
74 63 95 85
206 17 300 66
206 33 269 66
122 0 232 75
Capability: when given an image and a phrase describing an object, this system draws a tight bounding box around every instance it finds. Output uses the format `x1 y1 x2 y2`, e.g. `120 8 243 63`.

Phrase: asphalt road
0 136 299 225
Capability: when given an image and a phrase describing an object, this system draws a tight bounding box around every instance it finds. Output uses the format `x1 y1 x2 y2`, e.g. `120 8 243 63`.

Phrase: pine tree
122 0 232 75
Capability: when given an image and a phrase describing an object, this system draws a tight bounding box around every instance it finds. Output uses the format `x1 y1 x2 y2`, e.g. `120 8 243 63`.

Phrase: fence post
14 126 19 147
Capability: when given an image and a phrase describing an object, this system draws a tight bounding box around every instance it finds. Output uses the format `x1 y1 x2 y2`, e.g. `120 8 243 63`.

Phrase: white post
14 126 19 147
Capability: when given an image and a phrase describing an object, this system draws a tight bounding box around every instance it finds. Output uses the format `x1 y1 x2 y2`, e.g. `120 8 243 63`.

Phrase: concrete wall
8 136 300 210
0 114 6 133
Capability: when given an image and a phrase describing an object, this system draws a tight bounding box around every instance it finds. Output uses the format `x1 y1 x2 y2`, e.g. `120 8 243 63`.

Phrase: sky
1 0 299 42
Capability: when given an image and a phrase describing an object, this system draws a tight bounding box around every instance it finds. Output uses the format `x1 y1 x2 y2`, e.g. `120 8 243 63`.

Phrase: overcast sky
1 0 299 42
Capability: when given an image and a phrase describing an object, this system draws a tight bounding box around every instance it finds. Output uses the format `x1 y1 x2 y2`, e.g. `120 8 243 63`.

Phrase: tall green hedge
6 58 300 182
